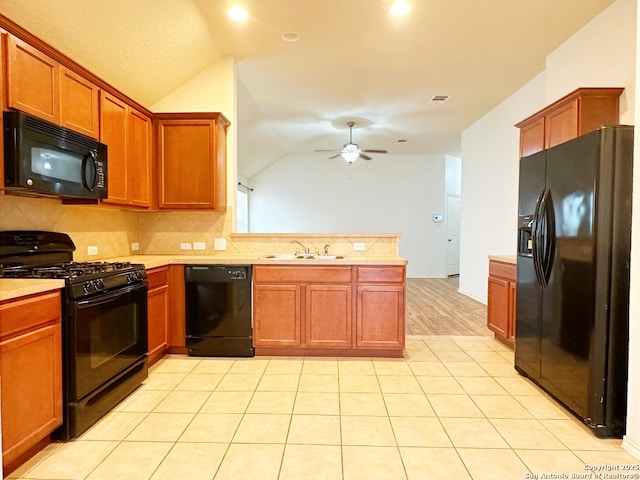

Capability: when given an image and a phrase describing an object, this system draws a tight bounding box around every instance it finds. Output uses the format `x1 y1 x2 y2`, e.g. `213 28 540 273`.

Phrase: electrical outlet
87 245 98 256
214 238 227 251
131 242 140 251
193 242 206 251
180 242 192 250
353 242 366 252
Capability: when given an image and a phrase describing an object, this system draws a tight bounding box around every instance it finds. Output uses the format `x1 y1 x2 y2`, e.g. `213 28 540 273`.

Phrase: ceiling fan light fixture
341 144 360 163
390 0 411 16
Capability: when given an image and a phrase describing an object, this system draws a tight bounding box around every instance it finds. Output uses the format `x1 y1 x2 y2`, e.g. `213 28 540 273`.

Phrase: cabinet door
155 114 228 210
356 285 405 349
519 117 545 157
147 267 169 366
6 35 59 123
1 323 62 467
544 99 579 149
254 284 301 346
487 276 510 338
127 108 152 207
100 92 128 205
305 285 352 347
59 66 100 138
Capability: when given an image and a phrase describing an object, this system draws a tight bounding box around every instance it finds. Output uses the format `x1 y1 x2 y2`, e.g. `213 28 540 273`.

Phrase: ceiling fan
316 121 388 163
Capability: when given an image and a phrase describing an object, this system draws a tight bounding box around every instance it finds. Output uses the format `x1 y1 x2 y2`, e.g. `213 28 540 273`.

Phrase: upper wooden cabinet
59 66 100 138
155 113 230 210
100 92 152 208
515 87 623 157
5 34 100 138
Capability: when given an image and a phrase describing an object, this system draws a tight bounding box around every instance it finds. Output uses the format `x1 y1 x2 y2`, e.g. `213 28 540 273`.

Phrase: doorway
446 194 461 276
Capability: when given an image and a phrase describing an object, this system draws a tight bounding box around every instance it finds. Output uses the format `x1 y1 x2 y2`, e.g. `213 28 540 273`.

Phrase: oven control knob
94 279 105 290
83 282 94 294
127 272 136 283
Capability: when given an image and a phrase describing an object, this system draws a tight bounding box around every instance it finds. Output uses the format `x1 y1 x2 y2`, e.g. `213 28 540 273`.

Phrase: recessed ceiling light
281 31 301 43
228 5 248 22
390 0 411 16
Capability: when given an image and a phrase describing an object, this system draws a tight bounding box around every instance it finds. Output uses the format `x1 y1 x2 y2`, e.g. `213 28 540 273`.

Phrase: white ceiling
0 0 615 178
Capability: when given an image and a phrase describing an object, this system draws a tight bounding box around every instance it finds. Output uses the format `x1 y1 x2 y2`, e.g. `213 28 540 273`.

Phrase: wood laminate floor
406 276 491 336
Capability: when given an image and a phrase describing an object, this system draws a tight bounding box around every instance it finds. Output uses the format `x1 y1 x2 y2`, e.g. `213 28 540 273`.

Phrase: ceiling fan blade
328 153 342 159
362 149 388 154
315 149 338 152
359 153 373 161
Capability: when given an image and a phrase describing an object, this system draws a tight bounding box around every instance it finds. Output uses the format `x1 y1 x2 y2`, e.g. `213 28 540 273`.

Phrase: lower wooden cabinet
0 291 63 470
355 266 405 350
487 259 516 347
147 266 169 366
253 264 404 356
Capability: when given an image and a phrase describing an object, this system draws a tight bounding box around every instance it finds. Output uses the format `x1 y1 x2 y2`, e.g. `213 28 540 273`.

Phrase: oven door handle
76 282 147 309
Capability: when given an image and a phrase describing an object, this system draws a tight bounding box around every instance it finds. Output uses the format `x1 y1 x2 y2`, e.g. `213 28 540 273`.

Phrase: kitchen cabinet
0 291 62 470
253 266 352 350
253 264 404 356
155 113 229 210
355 266 405 350
487 258 516 348
166 265 187 354
5 34 100 138
147 266 169 366
100 92 152 208
515 87 623 157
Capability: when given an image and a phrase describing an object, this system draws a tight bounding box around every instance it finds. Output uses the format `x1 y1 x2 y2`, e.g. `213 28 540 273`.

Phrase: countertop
488 255 517 265
0 254 407 302
0 278 66 302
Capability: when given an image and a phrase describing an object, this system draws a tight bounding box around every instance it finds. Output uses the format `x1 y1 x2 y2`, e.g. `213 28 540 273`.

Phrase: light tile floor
9 335 639 480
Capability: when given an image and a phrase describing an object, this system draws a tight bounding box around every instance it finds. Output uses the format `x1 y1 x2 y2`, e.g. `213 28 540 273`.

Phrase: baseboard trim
622 434 640 459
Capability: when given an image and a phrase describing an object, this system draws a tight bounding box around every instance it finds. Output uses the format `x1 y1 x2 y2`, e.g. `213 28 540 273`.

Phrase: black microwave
3 110 108 200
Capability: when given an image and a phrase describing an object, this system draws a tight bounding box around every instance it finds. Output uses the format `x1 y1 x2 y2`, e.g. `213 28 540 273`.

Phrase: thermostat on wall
433 214 444 223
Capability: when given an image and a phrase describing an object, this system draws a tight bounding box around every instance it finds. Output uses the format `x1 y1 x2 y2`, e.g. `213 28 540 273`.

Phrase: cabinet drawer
488 261 516 282
147 266 169 289
0 291 61 340
254 266 352 284
356 266 405 284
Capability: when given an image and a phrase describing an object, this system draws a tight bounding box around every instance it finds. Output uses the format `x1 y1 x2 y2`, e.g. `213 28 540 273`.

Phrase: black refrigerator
515 125 633 438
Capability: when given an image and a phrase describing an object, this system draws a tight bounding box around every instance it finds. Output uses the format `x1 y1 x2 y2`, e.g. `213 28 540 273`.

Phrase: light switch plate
180 242 192 250
353 243 366 252
193 242 206 250
87 246 98 256
131 242 140 251
214 238 227 250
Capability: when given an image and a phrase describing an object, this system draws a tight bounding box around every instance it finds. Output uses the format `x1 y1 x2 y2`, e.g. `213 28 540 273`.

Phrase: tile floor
9 335 639 480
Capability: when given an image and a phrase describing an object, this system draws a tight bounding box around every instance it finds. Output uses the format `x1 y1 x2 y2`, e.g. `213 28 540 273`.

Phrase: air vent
397 139 408 143
429 95 450 104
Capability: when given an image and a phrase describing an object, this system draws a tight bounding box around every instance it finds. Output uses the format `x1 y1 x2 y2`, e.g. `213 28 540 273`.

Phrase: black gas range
0 231 149 440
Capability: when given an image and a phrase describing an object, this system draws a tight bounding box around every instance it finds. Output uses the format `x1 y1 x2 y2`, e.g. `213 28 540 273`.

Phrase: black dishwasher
185 265 254 357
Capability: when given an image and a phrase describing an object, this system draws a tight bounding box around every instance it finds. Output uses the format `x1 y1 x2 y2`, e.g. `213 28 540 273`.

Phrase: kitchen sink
261 254 345 260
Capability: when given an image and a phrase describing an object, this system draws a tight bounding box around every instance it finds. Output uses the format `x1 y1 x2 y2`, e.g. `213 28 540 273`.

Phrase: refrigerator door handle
541 189 556 285
532 188 547 286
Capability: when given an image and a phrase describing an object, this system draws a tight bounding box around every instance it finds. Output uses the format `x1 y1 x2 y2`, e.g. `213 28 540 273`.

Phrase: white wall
249 153 457 278
459 0 637 303
459 72 546 301
623 0 640 459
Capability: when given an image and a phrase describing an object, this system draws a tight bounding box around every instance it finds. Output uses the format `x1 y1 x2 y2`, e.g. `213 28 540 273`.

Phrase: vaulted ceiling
0 0 615 177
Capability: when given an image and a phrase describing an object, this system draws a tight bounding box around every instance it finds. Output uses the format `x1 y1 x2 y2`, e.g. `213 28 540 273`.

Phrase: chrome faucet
324 244 331 256
292 240 310 255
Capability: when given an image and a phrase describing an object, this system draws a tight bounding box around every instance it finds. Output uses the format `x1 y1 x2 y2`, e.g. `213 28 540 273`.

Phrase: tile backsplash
0 195 138 261
0 195 399 260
